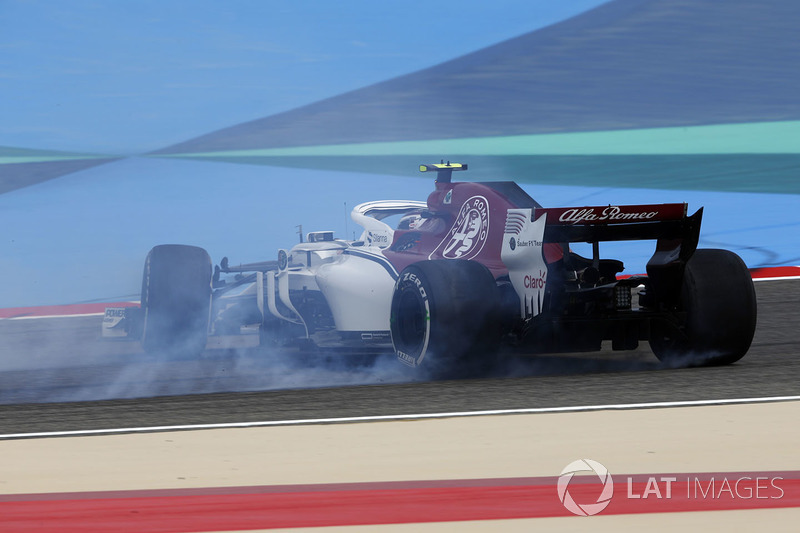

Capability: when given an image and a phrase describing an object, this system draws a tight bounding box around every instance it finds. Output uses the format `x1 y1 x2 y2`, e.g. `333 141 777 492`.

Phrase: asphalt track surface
0 280 796 435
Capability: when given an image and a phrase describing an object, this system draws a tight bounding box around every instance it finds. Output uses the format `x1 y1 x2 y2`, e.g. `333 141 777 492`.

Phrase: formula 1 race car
103 163 757 376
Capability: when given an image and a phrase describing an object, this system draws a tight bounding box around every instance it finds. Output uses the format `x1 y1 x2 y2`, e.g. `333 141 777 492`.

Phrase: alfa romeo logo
557 459 614 516
434 195 489 260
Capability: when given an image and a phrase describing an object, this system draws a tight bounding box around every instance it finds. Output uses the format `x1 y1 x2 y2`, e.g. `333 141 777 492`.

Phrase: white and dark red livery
104 163 757 376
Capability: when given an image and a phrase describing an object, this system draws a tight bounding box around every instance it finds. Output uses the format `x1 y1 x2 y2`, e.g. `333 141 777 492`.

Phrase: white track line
2 395 799 440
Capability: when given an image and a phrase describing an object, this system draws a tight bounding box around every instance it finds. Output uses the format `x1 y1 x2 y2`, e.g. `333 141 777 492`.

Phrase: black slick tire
649 249 757 366
390 260 501 378
141 244 212 358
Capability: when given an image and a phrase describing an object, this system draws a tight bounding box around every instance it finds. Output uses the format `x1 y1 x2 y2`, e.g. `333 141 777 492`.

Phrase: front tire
141 244 212 358
390 260 501 378
649 249 757 366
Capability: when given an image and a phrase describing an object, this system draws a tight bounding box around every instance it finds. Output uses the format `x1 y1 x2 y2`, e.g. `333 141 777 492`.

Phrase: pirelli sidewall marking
393 271 432 367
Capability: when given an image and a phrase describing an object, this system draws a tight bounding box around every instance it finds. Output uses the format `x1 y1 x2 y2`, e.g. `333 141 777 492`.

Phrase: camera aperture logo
557 459 614 516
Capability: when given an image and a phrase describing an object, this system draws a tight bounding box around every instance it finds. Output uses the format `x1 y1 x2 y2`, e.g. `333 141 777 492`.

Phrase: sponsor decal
367 231 389 245
104 308 126 319
360 331 391 342
443 189 453 205
537 203 686 226
102 307 130 330
558 206 659 225
102 307 133 337
434 195 490 260
524 270 547 289
509 237 516 251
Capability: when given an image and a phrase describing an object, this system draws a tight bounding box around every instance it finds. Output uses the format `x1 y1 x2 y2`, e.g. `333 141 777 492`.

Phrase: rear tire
390 260 501 378
141 244 212 358
649 249 756 366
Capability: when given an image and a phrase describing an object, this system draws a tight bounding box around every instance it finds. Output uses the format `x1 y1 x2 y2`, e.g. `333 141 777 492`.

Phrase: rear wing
501 203 703 317
535 203 702 244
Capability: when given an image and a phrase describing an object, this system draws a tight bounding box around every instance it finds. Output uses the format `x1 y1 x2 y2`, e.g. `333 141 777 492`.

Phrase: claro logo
524 270 546 289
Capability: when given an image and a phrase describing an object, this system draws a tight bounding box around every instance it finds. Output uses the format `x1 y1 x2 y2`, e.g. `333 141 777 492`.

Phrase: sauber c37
103 163 757 376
